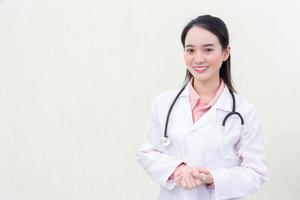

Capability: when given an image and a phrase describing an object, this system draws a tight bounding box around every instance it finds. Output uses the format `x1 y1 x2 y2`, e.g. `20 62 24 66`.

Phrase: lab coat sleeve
136 96 184 190
209 106 270 200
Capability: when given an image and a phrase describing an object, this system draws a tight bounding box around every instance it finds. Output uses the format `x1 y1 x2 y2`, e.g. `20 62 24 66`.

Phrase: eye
185 48 194 53
204 48 214 53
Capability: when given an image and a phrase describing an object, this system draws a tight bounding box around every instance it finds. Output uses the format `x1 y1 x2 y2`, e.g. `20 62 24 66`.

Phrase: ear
223 46 230 61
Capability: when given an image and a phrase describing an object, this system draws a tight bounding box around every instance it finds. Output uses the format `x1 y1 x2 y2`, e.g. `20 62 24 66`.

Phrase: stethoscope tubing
161 83 244 146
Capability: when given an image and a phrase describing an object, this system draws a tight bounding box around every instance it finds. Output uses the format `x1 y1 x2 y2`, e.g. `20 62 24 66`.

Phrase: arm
136 96 184 190
209 106 270 199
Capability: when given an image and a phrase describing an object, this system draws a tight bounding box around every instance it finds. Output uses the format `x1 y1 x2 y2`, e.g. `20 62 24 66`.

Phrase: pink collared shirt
189 78 225 124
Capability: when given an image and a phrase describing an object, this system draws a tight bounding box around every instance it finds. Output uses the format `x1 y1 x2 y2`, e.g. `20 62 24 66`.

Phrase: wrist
170 162 186 180
175 162 186 172
205 173 214 185
168 173 174 180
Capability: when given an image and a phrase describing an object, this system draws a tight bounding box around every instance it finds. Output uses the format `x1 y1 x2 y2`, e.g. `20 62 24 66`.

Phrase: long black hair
181 15 236 92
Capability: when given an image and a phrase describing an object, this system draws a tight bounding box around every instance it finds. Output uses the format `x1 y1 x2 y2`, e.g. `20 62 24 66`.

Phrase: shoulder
150 89 179 111
234 92 261 125
235 93 255 113
153 89 178 103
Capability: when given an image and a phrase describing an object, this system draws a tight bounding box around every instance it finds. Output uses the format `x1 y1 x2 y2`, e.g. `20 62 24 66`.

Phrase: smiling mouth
193 66 209 73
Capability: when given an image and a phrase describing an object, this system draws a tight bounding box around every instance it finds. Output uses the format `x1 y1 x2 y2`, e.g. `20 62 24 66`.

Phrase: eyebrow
185 44 215 48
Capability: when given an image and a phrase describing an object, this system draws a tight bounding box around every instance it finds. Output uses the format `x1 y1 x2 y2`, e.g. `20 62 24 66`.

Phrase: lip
193 66 209 73
193 66 208 69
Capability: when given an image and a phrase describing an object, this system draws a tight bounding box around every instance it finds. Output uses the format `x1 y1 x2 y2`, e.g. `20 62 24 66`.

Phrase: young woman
136 15 269 200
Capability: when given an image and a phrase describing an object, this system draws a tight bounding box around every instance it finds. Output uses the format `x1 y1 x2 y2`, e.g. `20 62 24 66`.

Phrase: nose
194 50 205 64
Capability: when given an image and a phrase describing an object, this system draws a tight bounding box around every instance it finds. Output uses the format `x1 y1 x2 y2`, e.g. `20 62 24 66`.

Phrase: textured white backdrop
0 0 299 199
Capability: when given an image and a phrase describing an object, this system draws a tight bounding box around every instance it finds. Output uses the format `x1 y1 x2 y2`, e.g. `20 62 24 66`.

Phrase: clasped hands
172 163 214 189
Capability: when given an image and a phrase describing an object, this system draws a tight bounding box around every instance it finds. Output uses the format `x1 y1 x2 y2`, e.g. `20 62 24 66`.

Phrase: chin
193 74 211 83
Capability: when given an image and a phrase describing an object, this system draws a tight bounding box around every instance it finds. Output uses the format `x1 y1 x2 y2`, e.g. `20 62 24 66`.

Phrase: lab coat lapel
179 84 194 129
187 106 217 133
179 84 216 133
214 86 232 112
185 85 232 133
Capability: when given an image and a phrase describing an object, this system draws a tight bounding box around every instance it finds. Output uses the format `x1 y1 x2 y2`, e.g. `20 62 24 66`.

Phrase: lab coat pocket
221 119 242 160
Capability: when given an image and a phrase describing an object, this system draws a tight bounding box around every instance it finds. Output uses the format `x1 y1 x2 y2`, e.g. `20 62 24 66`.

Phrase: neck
192 76 221 99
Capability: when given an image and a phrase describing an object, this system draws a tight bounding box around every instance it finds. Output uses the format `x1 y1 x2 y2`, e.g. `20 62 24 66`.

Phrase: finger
192 170 202 178
205 174 213 185
188 175 195 189
192 171 205 180
174 175 181 183
175 172 182 179
184 175 193 189
175 175 182 186
201 174 208 183
198 168 210 174
195 178 202 186
181 178 187 188
175 178 181 187
200 173 207 181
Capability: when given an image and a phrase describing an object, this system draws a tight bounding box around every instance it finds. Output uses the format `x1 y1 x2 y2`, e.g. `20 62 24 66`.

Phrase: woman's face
184 26 230 83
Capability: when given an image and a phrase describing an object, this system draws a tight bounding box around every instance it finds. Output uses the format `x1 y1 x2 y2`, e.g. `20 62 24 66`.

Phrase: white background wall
0 0 299 199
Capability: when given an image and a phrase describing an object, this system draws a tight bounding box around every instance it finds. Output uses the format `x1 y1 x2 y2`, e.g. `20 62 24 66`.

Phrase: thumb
198 168 210 174
191 170 200 177
192 170 206 179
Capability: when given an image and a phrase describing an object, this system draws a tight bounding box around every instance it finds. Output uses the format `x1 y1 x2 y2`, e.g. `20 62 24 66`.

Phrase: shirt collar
188 79 201 110
179 78 232 112
188 78 225 110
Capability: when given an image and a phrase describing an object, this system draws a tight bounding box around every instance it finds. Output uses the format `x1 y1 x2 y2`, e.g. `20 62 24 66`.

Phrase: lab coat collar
179 82 232 112
214 86 233 112
183 84 233 132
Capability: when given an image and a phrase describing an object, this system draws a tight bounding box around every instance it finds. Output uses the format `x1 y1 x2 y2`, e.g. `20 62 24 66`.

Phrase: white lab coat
136 85 269 200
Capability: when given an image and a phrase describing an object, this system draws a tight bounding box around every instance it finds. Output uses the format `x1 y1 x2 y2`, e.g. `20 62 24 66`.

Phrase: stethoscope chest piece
160 136 171 146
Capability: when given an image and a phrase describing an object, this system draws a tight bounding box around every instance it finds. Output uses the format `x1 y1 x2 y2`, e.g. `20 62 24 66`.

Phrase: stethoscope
160 83 245 146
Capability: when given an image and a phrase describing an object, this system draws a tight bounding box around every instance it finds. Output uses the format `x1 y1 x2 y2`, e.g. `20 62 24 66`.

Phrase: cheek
207 54 223 66
184 54 193 65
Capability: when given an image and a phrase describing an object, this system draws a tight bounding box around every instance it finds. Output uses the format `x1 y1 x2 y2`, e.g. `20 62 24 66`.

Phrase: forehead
185 26 220 47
